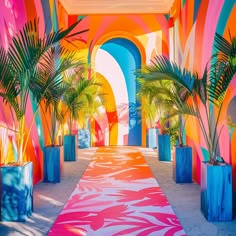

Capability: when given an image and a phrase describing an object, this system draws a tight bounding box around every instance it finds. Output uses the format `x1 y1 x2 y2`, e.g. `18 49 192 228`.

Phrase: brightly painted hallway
1 0 236 188
1 1 236 235
0 147 236 235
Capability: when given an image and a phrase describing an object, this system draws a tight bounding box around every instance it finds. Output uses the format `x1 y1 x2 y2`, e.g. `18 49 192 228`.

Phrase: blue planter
201 162 232 221
147 128 158 148
78 129 90 149
173 146 192 183
158 134 171 161
64 135 76 161
0 162 33 221
43 146 62 183
233 192 236 216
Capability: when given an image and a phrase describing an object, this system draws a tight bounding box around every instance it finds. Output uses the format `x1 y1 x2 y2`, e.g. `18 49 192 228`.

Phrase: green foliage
62 71 106 135
137 31 236 164
137 77 190 145
0 18 88 162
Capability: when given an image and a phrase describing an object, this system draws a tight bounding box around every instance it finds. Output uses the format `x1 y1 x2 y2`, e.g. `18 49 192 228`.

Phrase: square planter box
64 135 76 161
233 192 236 216
0 162 33 221
158 134 171 161
147 128 158 148
201 162 232 221
78 129 90 149
43 145 63 183
173 146 192 183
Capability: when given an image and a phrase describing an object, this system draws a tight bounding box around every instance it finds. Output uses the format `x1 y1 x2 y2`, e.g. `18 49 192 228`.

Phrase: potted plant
139 96 158 148
77 93 105 149
137 79 174 161
62 72 104 160
163 83 193 183
0 18 87 221
77 73 106 148
153 81 193 183
136 32 236 221
172 118 192 183
40 49 84 183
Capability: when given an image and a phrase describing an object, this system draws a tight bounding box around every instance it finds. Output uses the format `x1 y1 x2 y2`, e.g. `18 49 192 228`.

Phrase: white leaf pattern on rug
48 147 186 236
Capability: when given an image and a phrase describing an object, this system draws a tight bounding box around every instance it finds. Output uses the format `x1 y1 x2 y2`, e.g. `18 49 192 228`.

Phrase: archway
93 37 142 146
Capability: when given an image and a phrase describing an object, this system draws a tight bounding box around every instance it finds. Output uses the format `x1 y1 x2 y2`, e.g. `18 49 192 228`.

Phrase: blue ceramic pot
173 146 192 183
43 146 62 183
0 162 33 221
158 134 171 161
201 161 232 221
147 128 158 148
64 135 76 161
78 129 90 148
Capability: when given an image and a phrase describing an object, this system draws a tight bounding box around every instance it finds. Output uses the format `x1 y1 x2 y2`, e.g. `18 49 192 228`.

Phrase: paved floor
0 147 236 236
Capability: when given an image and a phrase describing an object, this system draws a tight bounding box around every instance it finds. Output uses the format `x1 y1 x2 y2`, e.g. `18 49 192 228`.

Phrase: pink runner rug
48 147 186 236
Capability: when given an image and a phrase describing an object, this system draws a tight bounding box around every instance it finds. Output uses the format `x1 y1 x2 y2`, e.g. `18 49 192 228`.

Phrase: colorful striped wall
61 12 172 147
171 0 236 188
0 0 171 183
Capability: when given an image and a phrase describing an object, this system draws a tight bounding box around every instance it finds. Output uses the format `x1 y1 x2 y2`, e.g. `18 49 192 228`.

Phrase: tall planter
43 145 63 183
234 192 236 216
64 135 76 161
201 162 232 221
0 162 33 222
158 134 171 161
78 129 90 149
147 128 158 148
173 146 192 183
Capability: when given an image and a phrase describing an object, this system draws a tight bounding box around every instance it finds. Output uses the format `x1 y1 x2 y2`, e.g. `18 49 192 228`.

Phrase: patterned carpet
48 147 186 236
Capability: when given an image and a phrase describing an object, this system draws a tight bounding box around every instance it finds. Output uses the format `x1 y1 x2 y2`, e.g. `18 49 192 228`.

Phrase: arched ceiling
59 0 175 15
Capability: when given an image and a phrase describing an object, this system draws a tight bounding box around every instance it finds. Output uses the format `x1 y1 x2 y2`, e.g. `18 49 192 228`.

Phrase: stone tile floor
0 147 235 236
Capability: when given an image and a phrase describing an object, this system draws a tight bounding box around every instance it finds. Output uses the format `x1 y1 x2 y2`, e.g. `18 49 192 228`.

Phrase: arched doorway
94 37 142 146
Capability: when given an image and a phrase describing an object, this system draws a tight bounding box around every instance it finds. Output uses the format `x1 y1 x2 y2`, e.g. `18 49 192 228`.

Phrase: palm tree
137 79 191 145
136 32 236 165
0 18 88 163
39 48 85 146
62 72 105 135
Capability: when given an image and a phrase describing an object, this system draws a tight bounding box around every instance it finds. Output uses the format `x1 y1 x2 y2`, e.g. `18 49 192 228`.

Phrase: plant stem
22 108 39 161
18 116 25 163
40 103 53 145
0 124 19 133
69 112 73 135
212 104 223 159
193 96 212 160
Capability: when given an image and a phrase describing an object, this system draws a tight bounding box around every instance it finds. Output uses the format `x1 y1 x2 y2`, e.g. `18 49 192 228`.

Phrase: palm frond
208 60 235 107
137 55 196 93
214 32 232 56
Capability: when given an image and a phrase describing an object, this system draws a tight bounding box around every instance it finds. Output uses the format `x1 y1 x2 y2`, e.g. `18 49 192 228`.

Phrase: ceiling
59 0 175 15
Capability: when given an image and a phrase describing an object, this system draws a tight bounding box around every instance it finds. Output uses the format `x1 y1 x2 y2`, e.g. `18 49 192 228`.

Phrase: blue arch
101 38 142 145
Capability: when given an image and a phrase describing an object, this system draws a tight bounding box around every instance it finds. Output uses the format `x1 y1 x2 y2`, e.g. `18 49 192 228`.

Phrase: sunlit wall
171 0 236 189
0 0 170 183
1 0 235 188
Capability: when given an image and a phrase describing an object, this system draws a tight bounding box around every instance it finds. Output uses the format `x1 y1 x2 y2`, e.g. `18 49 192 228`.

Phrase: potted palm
40 49 84 183
138 96 158 148
42 101 64 183
62 72 104 160
136 32 236 221
77 89 105 149
162 83 193 183
137 80 174 162
76 72 106 149
152 81 192 183
0 18 87 221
